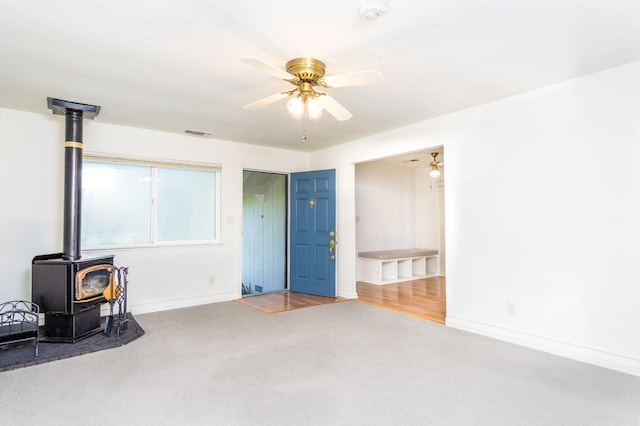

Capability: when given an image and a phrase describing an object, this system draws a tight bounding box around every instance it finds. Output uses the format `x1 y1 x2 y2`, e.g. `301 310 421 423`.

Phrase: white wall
355 161 442 253
0 108 309 314
311 61 640 376
355 162 416 252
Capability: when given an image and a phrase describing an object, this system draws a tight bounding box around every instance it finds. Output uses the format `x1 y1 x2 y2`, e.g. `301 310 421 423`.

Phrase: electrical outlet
506 302 516 316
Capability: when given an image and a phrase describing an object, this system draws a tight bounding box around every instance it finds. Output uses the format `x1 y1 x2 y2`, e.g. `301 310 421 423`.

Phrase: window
81 155 220 248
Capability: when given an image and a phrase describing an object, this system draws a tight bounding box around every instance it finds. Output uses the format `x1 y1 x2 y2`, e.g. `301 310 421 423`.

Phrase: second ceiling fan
241 56 383 122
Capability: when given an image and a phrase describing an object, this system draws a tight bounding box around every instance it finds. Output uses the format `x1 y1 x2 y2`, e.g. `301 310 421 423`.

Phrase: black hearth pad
0 313 144 373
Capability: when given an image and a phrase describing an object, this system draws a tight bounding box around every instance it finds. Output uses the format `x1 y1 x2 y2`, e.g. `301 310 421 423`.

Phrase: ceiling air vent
184 129 214 136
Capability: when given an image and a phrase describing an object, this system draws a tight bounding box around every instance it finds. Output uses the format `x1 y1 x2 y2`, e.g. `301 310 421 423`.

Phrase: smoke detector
359 2 388 19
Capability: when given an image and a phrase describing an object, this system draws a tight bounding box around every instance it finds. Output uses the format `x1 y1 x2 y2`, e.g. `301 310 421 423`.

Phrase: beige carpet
1 301 639 425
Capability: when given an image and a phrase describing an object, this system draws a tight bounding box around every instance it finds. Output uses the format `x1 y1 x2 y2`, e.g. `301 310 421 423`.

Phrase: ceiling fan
429 152 443 178
241 56 383 122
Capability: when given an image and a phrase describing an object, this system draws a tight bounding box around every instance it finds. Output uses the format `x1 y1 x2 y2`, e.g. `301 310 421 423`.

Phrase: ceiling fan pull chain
302 110 308 143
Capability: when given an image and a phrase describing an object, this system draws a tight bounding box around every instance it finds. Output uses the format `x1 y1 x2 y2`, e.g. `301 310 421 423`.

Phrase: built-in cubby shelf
358 249 439 285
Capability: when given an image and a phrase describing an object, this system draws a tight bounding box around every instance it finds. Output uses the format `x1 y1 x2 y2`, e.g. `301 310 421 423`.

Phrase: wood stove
32 253 114 342
31 98 114 342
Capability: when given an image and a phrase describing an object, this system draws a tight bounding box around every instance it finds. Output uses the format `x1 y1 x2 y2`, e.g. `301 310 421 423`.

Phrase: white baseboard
446 315 640 378
127 292 239 316
337 289 358 299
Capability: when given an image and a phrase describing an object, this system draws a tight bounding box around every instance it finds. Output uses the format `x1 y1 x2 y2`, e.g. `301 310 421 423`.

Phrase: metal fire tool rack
104 266 133 338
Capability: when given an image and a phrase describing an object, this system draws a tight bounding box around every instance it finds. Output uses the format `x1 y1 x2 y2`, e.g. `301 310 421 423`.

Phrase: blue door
290 169 336 297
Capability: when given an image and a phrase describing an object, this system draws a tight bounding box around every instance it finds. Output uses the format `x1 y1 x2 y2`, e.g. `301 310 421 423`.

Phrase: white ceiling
1 0 639 152
377 148 443 170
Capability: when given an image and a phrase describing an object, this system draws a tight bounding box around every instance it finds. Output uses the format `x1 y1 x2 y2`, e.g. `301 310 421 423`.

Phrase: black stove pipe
63 109 84 260
47 98 101 261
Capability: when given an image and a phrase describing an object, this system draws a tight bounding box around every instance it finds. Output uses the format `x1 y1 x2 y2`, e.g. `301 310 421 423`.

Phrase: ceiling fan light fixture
287 96 304 118
306 96 323 119
242 55 382 142
429 152 442 178
287 94 323 119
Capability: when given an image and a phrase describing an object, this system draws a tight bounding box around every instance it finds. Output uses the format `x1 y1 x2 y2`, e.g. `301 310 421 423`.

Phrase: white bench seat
358 248 439 285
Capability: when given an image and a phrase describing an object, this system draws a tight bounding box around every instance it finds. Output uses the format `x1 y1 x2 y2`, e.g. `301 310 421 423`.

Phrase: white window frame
82 153 221 250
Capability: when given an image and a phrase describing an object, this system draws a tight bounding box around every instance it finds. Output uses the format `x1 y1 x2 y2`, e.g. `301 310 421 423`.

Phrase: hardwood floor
356 276 446 323
236 277 446 323
236 291 346 314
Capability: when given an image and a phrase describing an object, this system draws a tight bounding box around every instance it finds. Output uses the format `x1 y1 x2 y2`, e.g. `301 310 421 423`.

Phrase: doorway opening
354 148 446 322
242 170 288 296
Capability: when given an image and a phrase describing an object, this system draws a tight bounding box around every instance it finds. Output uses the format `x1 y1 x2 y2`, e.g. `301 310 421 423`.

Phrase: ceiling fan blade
319 95 352 121
243 92 290 111
241 56 295 81
321 70 383 88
